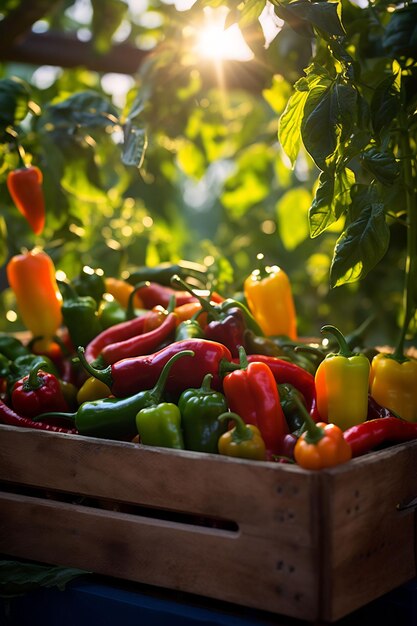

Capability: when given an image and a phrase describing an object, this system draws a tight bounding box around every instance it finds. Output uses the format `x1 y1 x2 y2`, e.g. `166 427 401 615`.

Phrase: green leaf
276 187 311 250
0 77 30 131
239 0 267 28
42 91 119 134
122 121 148 168
0 560 90 599
383 5 417 58
91 0 128 54
281 0 346 36
309 167 355 237
177 140 206 179
362 147 400 185
330 188 390 287
370 75 400 135
278 88 309 166
0 215 7 267
301 81 336 168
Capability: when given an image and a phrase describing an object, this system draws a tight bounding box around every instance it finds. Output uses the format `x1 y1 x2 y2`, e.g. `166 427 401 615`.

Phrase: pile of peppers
2 251 417 470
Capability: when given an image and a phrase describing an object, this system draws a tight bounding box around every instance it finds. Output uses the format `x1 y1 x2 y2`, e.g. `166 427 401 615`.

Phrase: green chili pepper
98 299 128 330
127 261 208 289
0 333 29 360
136 402 184 449
72 267 106 307
178 373 228 453
59 281 102 349
174 315 205 342
35 349 195 440
278 383 308 433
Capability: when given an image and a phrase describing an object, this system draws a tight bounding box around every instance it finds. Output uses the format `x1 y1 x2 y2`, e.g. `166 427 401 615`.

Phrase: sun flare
195 9 254 62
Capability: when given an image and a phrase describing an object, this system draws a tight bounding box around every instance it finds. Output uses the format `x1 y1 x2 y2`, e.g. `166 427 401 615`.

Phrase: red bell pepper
223 346 289 455
11 360 69 418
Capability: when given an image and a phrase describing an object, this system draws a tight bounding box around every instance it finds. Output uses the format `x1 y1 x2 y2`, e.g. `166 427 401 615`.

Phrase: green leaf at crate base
0 560 91 599
122 121 148 168
329 187 390 288
0 77 30 131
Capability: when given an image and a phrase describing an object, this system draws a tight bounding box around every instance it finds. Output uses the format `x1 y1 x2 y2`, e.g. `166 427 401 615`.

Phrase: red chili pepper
11 360 69 418
7 165 46 235
232 353 316 415
223 346 288 454
85 306 167 363
77 338 232 398
0 399 76 434
344 416 417 458
100 311 177 364
135 282 197 309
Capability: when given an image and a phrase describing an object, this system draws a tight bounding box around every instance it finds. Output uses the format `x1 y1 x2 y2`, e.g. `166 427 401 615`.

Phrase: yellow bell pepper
315 325 370 431
243 258 297 339
6 248 63 353
370 352 417 422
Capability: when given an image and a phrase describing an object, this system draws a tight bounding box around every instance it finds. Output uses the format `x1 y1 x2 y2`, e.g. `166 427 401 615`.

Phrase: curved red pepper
11 360 69 418
344 416 417 458
135 282 197 309
0 399 76 434
78 339 232 398
100 311 177 364
7 165 46 235
223 347 288 454
232 354 316 414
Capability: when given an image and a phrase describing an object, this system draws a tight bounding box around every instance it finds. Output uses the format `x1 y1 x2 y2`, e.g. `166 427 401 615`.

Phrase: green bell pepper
178 373 228 453
35 349 194 441
136 402 184 449
0 333 29 360
59 281 102 350
72 267 106 307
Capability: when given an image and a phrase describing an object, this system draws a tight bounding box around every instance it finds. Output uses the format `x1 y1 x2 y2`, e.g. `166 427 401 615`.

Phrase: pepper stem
290 389 324 445
171 274 220 319
25 360 49 391
321 325 352 357
200 372 214 392
77 346 113 387
150 350 195 403
217 412 254 443
126 282 149 320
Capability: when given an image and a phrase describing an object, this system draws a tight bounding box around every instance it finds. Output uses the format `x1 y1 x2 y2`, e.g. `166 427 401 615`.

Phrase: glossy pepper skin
370 352 417 422
0 333 29 360
171 275 264 357
78 339 232 398
293 393 352 470
72 267 106 307
178 373 228 453
0 399 76 434
127 260 209 289
6 353 60 396
59 281 102 351
217 412 266 461
344 416 417 457
232 354 316 417
136 402 184 449
314 325 370 431
243 260 297 340
7 165 46 235
36 350 194 441
11 360 69 418
223 346 288 455
7 249 63 354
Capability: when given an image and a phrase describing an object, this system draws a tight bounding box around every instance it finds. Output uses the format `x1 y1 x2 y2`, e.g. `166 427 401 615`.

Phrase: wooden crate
0 424 416 622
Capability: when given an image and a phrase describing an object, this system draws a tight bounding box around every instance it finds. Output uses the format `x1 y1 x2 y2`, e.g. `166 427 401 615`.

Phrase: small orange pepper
105 277 144 309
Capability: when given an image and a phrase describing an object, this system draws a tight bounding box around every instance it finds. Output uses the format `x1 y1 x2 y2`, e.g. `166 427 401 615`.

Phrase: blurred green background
0 0 412 346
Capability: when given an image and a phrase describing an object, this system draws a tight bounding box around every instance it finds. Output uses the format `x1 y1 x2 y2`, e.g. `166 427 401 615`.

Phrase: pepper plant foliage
207 0 416 289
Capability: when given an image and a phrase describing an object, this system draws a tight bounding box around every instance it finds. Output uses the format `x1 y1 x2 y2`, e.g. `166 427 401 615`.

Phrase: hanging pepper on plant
11 360 69 418
6 249 63 354
243 253 297 340
314 325 370 431
222 346 288 455
7 147 46 236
